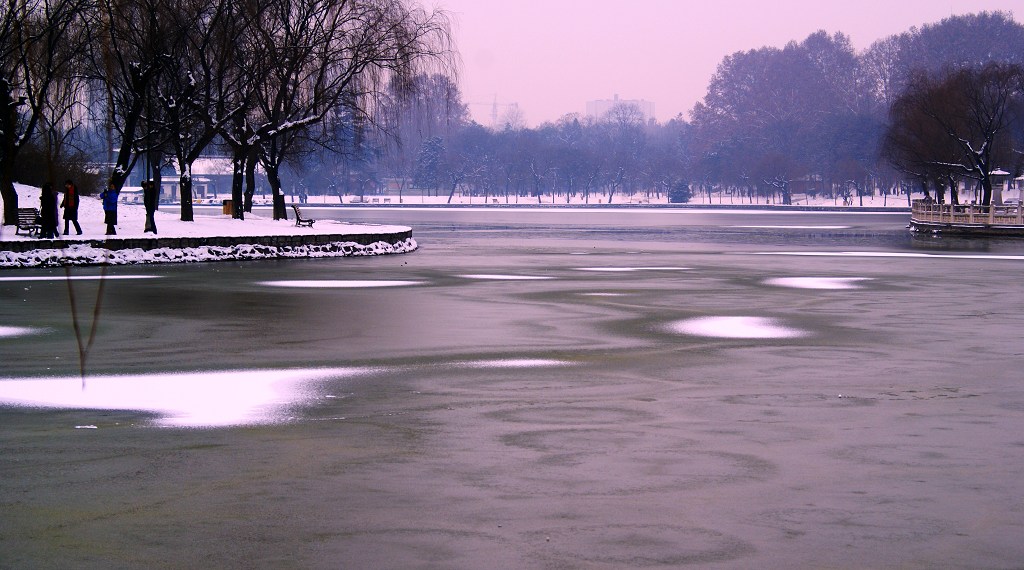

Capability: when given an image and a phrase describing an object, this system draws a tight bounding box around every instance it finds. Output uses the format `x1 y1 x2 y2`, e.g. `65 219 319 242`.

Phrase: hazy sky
435 0 1021 126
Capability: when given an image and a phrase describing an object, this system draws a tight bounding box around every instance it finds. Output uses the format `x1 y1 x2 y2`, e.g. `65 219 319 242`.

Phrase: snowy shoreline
1 184 417 268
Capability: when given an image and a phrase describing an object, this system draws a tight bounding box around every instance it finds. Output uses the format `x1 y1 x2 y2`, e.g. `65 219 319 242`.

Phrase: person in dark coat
143 179 158 234
61 179 82 235
101 182 119 235
39 183 60 239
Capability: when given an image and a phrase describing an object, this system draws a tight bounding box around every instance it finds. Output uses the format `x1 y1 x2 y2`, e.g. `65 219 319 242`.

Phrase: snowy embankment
0 184 416 268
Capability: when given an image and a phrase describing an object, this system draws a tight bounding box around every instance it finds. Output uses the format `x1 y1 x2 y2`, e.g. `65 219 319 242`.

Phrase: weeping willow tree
0 0 89 226
214 0 456 220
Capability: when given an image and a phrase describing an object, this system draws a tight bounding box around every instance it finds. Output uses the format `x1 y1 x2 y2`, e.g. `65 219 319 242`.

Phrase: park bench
15 208 41 237
291 204 315 228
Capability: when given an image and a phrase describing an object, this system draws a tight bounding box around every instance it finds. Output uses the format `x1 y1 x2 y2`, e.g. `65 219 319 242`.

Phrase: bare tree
83 0 168 192
152 0 248 221
1 0 88 225
213 0 453 220
884 64 1024 205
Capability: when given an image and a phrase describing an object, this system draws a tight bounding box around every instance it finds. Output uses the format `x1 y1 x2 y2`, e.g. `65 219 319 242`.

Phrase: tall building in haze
586 94 656 123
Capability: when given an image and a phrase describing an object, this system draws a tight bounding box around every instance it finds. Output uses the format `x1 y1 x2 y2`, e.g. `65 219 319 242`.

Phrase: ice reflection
260 280 424 288
0 326 45 338
732 225 849 229
458 274 554 280
575 267 689 272
455 359 570 369
0 367 368 427
764 277 871 290
669 316 807 339
0 275 158 282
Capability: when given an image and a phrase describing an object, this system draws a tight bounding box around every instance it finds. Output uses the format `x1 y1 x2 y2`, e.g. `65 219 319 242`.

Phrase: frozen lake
2 208 1024 567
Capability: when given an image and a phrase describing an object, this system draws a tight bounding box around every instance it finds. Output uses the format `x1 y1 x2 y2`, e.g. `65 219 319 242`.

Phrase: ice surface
456 359 570 369
732 225 850 229
260 280 424 288
574 267 689 272
668 316 808 339
0 275 158 282
458 274 554 280
753 251 1024 260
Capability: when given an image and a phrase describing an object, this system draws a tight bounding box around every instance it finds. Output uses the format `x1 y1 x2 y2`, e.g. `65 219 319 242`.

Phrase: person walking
101 182 119 235
61 179 83 235
39 183 60 239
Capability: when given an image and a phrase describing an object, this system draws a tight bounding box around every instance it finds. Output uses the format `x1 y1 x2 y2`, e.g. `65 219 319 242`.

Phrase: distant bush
13 142 101 195
669 181 693 204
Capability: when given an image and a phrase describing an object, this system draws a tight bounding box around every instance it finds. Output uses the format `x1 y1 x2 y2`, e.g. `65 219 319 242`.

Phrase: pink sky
435 0 1021 126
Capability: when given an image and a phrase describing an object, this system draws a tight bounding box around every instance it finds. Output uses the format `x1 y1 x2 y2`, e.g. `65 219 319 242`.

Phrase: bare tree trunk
244 147 257 213
266 163 287 220
231 148 245 220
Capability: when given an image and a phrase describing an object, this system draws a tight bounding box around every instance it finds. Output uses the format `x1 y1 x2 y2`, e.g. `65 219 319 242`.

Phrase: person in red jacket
61 179 82 235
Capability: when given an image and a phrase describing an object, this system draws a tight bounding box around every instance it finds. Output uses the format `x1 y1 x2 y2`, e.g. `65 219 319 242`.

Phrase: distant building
586 94 656 123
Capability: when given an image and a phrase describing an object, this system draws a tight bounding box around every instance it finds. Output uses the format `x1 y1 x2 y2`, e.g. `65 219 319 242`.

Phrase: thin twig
65 258 109 390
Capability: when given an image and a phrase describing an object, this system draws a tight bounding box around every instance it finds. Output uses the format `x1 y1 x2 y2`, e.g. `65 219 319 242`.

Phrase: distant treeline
304 11 1023 206
3 5 1023 229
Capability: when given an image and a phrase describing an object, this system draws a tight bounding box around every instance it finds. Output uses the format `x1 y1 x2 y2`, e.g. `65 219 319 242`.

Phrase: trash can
222 199 233 215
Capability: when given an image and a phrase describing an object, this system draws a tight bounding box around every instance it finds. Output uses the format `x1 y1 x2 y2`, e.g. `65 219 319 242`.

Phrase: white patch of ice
457 359 570 369
764 277 871 290
0 326 44 338
0 367 367 427
575 267 689 272
260 280 423 288
459 274 554 280
668 316 808 339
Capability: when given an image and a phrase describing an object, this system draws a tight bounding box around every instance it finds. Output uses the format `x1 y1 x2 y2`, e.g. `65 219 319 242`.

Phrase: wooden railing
910 200 1024 226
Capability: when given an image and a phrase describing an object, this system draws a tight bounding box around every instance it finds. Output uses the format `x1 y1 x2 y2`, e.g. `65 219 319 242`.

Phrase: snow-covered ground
1 184 416 267
1 184 410 242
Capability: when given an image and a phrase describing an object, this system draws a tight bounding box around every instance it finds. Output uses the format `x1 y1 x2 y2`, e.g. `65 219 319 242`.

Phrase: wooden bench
16 208 41 236
291 204 315 228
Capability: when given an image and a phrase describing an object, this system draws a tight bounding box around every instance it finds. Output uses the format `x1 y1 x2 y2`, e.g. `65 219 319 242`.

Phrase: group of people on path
37 180 84 239
35 180 120 238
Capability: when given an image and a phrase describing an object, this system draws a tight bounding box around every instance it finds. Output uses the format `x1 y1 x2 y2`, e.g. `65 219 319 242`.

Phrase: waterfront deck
909 200 1024 235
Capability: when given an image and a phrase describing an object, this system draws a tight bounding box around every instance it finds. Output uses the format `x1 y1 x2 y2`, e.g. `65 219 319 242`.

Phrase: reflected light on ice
575 267 689 272
260 280 423 288
459 274 554 280
764 277 871 290
0 326 44 338
669 316 808 339
0 275 159 282
732 225 849 229
456 359 570 369
0 367 367 427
